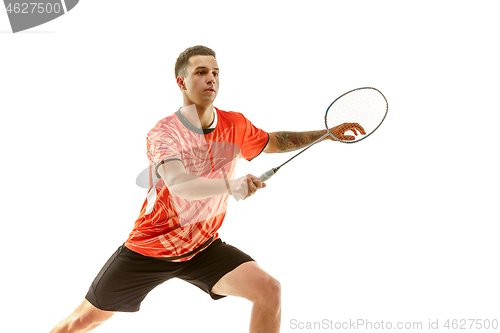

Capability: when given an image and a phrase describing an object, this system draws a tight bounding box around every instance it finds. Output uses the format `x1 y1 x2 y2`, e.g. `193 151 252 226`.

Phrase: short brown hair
175 45 216 78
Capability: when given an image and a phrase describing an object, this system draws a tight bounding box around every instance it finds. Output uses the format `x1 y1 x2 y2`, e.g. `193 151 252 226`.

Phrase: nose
207 72 216 83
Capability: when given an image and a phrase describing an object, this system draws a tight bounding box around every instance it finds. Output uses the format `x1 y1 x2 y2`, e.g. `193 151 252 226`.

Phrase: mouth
204 87 216 93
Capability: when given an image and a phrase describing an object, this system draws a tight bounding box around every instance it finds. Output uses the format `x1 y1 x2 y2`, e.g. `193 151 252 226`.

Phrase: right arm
157 160 265 200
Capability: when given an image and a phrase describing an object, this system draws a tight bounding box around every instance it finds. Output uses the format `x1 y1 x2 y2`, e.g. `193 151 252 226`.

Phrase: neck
181 103 215 129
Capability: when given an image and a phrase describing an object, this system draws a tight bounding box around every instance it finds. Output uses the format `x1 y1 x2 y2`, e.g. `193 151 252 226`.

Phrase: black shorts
85 239 254 312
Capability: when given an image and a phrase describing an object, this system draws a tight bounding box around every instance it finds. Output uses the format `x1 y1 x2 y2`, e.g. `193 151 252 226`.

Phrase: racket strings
326 88 387 142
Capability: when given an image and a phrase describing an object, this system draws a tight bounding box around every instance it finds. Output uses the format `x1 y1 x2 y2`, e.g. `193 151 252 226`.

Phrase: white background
1 1 499 332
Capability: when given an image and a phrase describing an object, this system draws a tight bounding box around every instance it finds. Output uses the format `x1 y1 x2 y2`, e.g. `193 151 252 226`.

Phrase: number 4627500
6 2 62 14
444 319 498 330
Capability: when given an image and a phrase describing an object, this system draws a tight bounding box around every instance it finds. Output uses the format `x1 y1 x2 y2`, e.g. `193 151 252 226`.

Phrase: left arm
264 123 365 154
263 130 328 154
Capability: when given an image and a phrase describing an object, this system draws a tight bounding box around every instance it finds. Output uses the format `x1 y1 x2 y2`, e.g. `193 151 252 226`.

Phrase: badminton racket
233 87 388 201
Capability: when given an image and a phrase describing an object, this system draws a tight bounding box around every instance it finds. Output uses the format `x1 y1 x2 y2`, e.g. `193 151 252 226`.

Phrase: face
178 55 219 108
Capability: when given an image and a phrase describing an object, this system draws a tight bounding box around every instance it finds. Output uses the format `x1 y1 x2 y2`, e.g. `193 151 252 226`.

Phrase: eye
213 72 219 77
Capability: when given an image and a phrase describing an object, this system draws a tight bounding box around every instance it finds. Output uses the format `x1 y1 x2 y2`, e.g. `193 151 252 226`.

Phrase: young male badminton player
49 45 363 333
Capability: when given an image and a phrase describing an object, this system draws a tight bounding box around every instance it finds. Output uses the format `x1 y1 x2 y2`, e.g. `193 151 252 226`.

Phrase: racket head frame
324 87 388 144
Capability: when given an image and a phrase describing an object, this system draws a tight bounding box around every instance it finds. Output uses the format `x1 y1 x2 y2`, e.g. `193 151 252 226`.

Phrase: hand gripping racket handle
233 168 277 201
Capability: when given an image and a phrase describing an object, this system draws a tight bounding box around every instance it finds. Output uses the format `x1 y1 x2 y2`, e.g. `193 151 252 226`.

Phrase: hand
329 123 366 141
230 174 266 200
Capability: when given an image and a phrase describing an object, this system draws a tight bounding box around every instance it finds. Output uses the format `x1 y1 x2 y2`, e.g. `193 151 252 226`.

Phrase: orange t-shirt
125 107 269 261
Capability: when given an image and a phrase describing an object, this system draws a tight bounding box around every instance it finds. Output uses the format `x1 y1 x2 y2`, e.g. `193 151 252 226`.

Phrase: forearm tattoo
274 130 327 153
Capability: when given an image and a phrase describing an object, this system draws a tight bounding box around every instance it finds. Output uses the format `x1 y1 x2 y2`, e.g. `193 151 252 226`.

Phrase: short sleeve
240 116 269 161
147 129 182 178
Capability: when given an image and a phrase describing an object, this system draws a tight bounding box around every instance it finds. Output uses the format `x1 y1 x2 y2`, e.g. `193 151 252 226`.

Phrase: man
49 45 364 333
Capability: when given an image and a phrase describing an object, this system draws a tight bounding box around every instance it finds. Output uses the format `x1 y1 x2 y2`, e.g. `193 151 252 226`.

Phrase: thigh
211 261 278 302
85 244 182 312
73 299 115 323
178 239 254 300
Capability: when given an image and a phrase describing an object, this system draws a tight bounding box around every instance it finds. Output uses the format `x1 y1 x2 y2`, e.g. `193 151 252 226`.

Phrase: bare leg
49 299 114 333
212 261 281 333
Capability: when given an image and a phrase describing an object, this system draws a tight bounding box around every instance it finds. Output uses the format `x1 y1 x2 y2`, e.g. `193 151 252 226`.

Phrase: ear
176 76 186 90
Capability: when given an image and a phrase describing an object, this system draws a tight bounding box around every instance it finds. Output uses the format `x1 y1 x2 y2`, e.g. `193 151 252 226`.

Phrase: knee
69 313 98 331
68 306 113 332
255 276 281 309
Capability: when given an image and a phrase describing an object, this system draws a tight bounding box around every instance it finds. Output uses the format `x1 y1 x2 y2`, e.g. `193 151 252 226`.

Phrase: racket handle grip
258 169 276 182
233 169 276 201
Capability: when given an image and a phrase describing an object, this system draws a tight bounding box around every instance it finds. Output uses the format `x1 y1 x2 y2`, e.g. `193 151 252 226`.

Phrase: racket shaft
234 133 329 202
